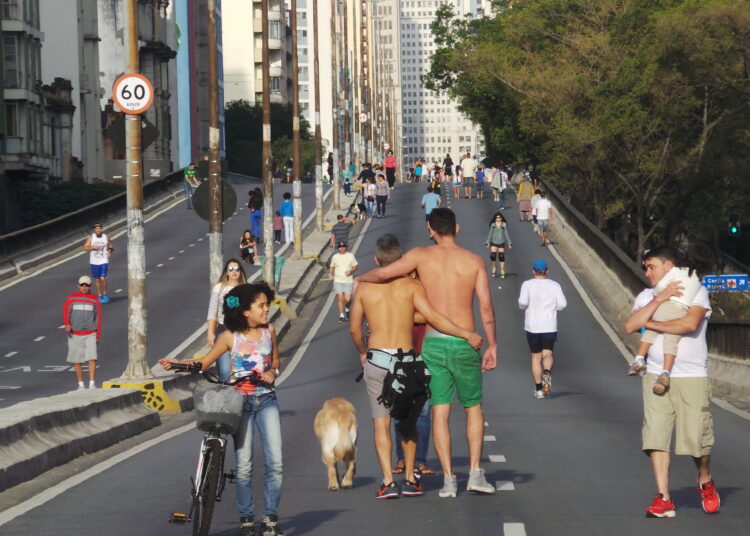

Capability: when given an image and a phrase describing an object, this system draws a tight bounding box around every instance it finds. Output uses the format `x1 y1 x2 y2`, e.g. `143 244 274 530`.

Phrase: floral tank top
230 329 274 396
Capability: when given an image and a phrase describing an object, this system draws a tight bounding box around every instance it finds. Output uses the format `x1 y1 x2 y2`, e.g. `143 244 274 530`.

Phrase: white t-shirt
530 194 541 211
89 233 109 265
631 286 711 377
535 199 552 220
460 158 476 178
518 278 567 333
330 252 358 283
653 266 703 310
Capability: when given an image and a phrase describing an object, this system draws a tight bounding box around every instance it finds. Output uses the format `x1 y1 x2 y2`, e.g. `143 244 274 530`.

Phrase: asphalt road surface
2 182 748 535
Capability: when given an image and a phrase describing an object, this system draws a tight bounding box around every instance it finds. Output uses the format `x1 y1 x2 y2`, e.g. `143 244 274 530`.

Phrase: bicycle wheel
192 438 222 536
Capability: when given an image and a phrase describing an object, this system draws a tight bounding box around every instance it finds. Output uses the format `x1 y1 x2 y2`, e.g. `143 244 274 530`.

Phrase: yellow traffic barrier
271 296 297 319
303 254 326 267
103 379 183 413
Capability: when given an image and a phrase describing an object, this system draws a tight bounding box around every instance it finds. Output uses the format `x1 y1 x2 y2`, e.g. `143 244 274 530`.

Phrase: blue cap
532 259 548 272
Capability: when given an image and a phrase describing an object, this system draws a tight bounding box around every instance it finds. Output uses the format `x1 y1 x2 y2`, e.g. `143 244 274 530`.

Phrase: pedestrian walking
239 230 256 265
499 167 509 209
161 283 284 536
375 174 390 218
518 260 567 399
279 192 294 244
183 162 200 209
485 212 512 279
206 259 248 381
624 246 720 518
350 234 481 499
385 150 397 189
530 189 542 235
63 275 102 389
356 208 498 498
82 223 113 304
517 173 534 222
329 214 355 250
460 153 476 199
442 154 454 179
248 188 264 241
421 185 442 220
452 166 462 199
414 158 423 182
273 211 283 244
329 241 358 322
475 166 485 199
533 191 553 246
364 177 377 219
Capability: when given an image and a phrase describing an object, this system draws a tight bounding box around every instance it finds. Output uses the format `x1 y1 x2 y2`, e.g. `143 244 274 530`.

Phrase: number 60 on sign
112 73 154 115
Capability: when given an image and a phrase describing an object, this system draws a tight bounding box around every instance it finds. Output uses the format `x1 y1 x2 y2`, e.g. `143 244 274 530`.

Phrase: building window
270 21 281 39
5 103 18 136
3 35 18 88
270 77 281 93
1 0 18 19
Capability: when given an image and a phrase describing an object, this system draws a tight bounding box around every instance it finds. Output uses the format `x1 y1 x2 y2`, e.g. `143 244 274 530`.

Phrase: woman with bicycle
162 282 284 536
207 259 248 381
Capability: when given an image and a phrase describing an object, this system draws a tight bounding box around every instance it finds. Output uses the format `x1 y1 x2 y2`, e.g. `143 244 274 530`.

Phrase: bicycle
168 362 270 536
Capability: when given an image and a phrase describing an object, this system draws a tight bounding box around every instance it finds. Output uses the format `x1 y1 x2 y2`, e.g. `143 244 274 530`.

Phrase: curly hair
222 282 275 332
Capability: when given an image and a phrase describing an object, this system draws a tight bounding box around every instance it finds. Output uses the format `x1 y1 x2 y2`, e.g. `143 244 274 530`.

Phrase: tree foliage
224 100 318 178
427 0 750 262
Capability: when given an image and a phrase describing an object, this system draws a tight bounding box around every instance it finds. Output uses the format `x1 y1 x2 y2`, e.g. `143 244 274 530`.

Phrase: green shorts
422 335 482 407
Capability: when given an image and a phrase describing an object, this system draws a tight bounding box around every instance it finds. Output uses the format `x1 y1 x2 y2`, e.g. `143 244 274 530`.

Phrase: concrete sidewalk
0 189 360 492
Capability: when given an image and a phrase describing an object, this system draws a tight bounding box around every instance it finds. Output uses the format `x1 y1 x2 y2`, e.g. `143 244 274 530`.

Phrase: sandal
415 463 435 475
392 460 405 474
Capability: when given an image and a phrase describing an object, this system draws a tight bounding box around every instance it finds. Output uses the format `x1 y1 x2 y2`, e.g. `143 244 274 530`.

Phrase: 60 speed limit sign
112 73 154 115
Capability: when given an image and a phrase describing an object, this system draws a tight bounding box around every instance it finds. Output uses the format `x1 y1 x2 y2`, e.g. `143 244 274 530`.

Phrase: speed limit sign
112 73 154 115
358 112 368 123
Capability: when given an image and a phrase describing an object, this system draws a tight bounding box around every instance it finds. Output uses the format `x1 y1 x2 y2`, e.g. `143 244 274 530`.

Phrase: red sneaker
645 494 676 518
698 480 720 514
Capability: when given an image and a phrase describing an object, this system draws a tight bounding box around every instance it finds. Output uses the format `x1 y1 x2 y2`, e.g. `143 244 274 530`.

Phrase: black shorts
526 331 557 353
489 242 506 249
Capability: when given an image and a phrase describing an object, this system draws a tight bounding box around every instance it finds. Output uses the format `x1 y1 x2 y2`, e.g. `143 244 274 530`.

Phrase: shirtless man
350 233 482 499
356 208 498 497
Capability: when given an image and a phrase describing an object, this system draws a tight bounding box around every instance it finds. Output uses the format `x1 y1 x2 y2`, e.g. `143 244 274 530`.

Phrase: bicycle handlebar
169 361 273 388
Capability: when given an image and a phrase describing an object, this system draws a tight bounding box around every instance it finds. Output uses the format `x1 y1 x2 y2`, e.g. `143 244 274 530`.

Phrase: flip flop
415 463 435 475
392 460 405 474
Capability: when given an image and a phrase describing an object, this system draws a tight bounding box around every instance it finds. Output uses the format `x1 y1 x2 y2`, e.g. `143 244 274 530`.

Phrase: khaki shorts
67 333 98 363
641 374 714 457
363 360 390 418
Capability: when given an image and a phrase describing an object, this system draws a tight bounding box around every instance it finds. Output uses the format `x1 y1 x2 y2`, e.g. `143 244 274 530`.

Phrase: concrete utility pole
343 0 351 168
261 0 275 284
121 0 150 379
291 0 303 257
331 0 340 210
207 0 223 285
312 0 323 231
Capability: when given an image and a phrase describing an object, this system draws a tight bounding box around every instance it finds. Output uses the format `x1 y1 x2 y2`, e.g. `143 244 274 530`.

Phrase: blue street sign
703 274 749 292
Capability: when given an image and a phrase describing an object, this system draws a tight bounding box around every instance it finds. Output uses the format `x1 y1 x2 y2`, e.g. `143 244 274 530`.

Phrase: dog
313 397 357 491
351 202 366 222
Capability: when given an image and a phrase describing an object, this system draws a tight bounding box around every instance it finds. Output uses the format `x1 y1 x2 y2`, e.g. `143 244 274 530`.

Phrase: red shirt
385 155 397 169
62 291 102 338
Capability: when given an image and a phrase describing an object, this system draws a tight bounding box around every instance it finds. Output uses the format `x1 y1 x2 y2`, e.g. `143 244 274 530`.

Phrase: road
0 178 333 407
1 182 749 535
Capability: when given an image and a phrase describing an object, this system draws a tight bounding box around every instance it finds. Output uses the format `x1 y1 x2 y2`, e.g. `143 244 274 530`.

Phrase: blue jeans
233 392 283 517
394 398 431 465
183 182 194 208
365 197 375 218
499 188 506 209
215 326 231 382
250 209 263 239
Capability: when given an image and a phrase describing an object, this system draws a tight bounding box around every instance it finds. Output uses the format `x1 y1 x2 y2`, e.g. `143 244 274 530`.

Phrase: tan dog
313 397 357 490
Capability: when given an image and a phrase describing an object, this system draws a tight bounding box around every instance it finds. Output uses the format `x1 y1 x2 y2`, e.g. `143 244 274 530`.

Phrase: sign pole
207 0 223 285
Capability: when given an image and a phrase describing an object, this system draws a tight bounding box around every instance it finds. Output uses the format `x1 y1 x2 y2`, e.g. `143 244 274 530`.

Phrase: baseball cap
92 223 102 228
532 260 548 273
336 241 347 248
78 275 92 285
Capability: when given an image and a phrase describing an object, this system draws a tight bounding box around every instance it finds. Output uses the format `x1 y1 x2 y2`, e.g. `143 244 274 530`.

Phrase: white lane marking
168 257 175 261
157 264 164 268
503 523 526 536
197 238 203 242
179 250 185 254
146 271 151 275
0 386 21 389
33 336 45 342
0 422 195 527
189 244 195 247
115 289 123 293
0 196 182 292
277 214 372 385
484 435 496 442
4 352 17 357
489 455 507 463
58 325 65 329
495 481 515 491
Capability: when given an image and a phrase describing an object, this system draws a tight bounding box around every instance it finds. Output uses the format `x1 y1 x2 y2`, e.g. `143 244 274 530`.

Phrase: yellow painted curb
271 297 297 319
102 379 183 413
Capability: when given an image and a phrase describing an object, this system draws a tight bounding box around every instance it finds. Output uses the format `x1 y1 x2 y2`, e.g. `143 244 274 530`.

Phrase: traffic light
728 215 741 236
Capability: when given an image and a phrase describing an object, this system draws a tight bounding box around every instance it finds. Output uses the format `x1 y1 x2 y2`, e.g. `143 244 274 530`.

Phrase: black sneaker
239 516 255 536
338 314 345 323
260 515 284 536
376 481 401 499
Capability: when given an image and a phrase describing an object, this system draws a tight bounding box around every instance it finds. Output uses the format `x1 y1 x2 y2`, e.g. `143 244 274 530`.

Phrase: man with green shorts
356 208 498 497
625 246 720 518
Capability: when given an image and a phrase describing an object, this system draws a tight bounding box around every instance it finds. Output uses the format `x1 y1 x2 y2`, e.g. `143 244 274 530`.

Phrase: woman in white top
364 177 377 219
207 258 248 380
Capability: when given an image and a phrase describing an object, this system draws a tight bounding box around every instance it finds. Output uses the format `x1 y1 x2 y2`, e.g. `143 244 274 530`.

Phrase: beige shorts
67 333 98 363
641 374 714 457
363 359 391 419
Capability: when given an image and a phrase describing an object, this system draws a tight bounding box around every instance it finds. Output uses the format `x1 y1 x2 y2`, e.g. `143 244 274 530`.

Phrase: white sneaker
467 468 495 494
628 356 646 376
534 390 546 399
439 475 458 498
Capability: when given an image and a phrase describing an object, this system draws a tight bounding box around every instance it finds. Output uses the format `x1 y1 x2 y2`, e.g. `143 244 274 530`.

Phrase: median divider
0 189 360 493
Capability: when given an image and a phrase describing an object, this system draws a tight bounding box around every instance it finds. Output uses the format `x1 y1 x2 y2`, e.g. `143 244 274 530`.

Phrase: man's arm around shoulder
356 249 420 284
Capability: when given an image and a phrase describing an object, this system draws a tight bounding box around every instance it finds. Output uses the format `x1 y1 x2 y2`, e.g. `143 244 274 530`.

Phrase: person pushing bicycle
161 282 284 536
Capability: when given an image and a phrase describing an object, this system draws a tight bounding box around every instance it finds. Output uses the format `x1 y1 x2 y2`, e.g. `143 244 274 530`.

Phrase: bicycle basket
193 381 246 434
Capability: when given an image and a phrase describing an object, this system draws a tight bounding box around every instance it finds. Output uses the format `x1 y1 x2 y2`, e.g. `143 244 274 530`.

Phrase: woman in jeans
374 174 390 218
364 177 377 219
206 259 248 380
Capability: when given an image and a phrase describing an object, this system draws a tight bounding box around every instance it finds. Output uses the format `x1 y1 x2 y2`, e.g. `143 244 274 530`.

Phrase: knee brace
489 252 497 262
498 252 505 262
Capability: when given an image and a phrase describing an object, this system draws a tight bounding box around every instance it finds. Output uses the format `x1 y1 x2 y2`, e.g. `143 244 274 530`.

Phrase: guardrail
543 179 749 360
0 170 183 265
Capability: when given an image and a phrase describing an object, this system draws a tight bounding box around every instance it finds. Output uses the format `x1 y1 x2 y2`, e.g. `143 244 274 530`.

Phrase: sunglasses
227 266 241 272
79 283 91 287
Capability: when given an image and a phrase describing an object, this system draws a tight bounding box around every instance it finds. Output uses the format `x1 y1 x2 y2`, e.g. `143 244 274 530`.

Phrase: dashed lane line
489 455 507 463
168 257 175 261
495 481 515 491
4 352 18 358
157 264 164 268
115 289 123 293
503 523 527 536
484 435 496 442
33 336 45 342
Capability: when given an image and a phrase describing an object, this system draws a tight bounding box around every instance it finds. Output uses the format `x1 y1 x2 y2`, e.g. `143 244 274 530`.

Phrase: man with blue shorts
83 223 113 304
518 260 567 398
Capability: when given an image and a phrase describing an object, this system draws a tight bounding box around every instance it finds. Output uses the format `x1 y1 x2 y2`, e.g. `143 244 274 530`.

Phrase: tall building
394 0 485 167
